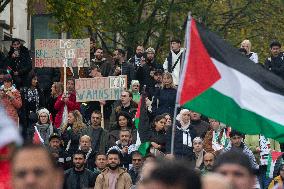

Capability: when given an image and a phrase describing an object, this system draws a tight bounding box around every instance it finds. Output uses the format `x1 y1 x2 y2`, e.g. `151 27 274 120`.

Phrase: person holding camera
0 74 22 125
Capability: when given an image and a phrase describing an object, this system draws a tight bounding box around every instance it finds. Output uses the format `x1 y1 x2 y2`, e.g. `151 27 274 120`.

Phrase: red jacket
54 92 80 128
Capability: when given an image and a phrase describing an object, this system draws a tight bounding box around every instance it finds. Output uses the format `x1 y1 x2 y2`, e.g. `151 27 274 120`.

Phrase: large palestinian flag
178 17 284 142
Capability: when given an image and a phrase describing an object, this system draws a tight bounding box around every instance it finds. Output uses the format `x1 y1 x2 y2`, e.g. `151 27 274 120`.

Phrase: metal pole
170 12 191 155
170 103 179 154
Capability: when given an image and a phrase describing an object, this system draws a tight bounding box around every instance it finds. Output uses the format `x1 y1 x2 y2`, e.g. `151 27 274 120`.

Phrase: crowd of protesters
1 37 284 189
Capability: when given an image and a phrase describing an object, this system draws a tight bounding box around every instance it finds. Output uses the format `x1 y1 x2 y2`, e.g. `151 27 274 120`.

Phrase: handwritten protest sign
75 76 127 102
35 39 90 67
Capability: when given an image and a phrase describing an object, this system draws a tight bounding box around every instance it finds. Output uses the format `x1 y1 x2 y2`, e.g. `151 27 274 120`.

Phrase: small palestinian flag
33 126 44 144
266 151 283 178
178 17 284 142
135 93 150 156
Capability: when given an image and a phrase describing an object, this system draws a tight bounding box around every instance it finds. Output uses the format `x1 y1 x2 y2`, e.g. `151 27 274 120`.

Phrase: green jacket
82 126 109 154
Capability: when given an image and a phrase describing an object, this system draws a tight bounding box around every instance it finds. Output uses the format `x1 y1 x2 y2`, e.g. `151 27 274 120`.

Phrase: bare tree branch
142 0 161 46
155 0 175 53
218 1 253 32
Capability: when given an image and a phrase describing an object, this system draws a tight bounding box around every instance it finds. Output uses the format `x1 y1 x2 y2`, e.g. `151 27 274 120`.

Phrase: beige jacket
95 167 132 189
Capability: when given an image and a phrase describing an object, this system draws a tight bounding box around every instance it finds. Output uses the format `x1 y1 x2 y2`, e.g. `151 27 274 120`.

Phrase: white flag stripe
211 58 284 125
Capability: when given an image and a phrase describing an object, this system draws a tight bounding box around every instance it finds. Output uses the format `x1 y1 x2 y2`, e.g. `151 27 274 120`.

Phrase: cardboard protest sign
35 38 90 67
75 76 127 102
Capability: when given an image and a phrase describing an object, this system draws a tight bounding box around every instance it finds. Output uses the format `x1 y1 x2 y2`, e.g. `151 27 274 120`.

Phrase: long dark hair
27 71 39 89
115 111 133 130
152 115 166 130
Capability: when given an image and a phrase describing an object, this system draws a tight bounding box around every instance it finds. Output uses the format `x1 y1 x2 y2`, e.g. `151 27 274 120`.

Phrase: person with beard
87 47 112 77
63 150 97 189
136 48 163 89
108 129 137 169
128 151 144 185
193 137 206 170
112 49 135 88
128 45 144 72
48 133 72 170
200 152 215 175
95 149 132 189
189 111 210 138
78 135 96 170
6 38 32 88
163 39 184 86
145 47 163 72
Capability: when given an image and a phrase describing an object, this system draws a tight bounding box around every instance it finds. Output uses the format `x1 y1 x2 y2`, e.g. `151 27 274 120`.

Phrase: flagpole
170 12 192 155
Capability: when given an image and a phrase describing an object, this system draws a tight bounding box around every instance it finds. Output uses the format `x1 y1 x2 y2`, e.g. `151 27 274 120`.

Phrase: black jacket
0 51 7 70
190 120 210 138
62 124 85 156
89 59 112 77
84 149 97 171
264 52 284 80
121 62 135 87
166 123 196 160
34 67 61 90
63 168 98 189
7 45 32 87
149 129 166 153
152 87 177 118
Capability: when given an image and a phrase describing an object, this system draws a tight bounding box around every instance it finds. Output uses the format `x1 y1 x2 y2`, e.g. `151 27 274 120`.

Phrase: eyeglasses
40 115 48 118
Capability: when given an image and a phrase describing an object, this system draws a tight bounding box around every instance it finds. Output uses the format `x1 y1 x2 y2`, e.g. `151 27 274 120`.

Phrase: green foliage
33 0 284 62
46 0 96 37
